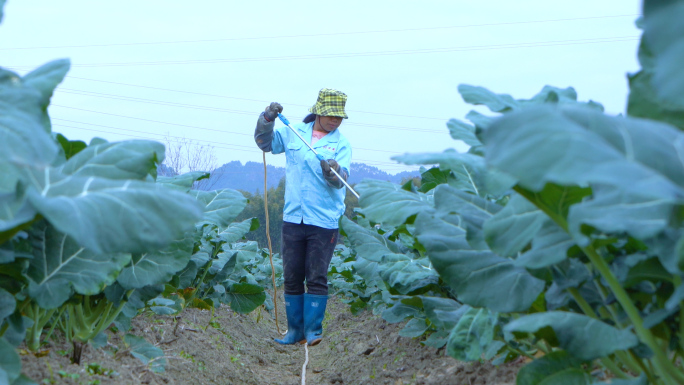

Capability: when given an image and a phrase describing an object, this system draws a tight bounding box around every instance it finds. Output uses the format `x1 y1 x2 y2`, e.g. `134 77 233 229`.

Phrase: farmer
253 88 352 346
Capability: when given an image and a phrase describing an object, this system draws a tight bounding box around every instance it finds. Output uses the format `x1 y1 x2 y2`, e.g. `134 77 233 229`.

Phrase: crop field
3 1 684 384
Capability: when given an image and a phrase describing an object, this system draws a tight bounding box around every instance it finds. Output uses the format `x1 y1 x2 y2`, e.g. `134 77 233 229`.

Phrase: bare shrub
161 136 218 190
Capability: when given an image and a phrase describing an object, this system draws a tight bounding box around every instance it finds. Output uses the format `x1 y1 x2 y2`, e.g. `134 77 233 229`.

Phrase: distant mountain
200 161 419 193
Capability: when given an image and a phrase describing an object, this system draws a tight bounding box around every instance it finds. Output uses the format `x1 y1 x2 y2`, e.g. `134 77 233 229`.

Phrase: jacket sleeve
254 112 275 152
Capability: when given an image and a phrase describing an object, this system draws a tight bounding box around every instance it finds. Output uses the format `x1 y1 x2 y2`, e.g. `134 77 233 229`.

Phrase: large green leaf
109 284 164 331
223 282 266 314
0 68 59 193
59 140 165 180
232 241 261 267
484 193 547 257
26 223 131 309
447 119 481 146
418 167 450 193
21 59 70 133
356 180 434 226
175 260 199 290
26 169 203 254
211 251 238 283
116 233 194 290
218 217 259 244
642 1 684 108
0 288 15 323
458 84 603 114
643 228 683 275
516 351 590 385
377 254 439 295
339 216 401 262
399 317 429 338
459 84 519 112
157 171 209 192
434 185 502 250
351 257 383 289
435 185 501 228
627 70 684 131
0 243 13 264
504 312 639 361
191 189 247 228
514 184 592 231
446 307 498 361
2 312 30 348
0 338 21 384
515 223 575 269
569 185 677 245
465 110 495 130
381 301 422 324
483 106 684 243
0 188 36 234
414 211 544 312
392 151 490 196
55 134 87 161
124 334 166 373
420 297 469 331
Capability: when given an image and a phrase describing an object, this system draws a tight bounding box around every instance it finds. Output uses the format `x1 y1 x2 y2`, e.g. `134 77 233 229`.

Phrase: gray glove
320 159 340 177
263 102 283 122
320 159 347 188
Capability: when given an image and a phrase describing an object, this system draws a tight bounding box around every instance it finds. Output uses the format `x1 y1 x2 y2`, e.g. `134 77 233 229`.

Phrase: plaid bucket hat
308 88 348 119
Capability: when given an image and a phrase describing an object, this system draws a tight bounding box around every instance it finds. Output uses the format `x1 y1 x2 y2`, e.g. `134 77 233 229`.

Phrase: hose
264 151 286 336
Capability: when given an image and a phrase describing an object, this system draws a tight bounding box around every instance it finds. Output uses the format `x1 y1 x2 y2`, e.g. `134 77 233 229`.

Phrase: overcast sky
1 0 642 174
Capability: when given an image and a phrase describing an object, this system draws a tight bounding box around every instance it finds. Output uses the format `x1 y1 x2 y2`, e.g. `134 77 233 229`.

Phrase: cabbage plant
336 2 684 383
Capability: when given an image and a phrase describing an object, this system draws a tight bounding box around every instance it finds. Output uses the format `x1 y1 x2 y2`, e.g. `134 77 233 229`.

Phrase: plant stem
535 341 550 355
187 260 213 306
631 351 659 385
43 305 67 343
567 288 597 318
593 278 624 328
506 344 535 359
567 288 631 379
673 276 684 358
582 245 683 385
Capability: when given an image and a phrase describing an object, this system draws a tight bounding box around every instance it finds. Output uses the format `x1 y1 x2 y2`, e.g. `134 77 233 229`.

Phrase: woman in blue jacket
254 88 352 346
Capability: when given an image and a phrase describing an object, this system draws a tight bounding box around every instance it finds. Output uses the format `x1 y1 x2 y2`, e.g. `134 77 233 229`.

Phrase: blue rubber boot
303 293 328 346
275 294 305 345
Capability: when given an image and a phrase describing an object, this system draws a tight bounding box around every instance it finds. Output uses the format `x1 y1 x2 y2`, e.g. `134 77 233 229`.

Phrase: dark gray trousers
281 221 339 295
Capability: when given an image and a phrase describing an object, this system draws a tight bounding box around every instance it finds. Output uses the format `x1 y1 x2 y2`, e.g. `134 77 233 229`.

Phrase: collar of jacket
297 122 341 149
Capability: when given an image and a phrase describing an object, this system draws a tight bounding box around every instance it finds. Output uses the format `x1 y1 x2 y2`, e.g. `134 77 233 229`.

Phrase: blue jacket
255 115 352 229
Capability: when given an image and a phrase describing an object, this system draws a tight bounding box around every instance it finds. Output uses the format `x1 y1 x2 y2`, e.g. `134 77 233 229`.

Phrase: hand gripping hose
278 113 359 199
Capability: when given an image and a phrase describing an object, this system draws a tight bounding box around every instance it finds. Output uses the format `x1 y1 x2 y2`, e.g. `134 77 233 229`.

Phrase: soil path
20 295 522 384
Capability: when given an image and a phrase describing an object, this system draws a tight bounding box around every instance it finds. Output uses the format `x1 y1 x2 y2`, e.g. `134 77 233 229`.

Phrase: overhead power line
52 118 406 155
0 14 637 50
52 91 448 133
8 35 639 69
51 105 254 136
64 76 451 121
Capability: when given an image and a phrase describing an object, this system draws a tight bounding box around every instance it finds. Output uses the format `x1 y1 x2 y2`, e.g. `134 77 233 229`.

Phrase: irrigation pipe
264 152 310 384
264 152 286 337
301 344 309 385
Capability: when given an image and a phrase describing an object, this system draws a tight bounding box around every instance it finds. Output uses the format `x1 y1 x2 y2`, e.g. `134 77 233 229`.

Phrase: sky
0 0 643 175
